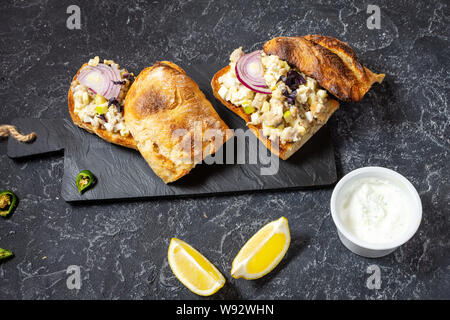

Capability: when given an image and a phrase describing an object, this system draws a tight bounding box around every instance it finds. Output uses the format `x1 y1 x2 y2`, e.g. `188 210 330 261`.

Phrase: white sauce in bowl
338 177 413 244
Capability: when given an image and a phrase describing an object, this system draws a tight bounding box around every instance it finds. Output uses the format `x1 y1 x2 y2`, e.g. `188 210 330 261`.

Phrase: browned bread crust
263 35 385 102
68 63 137 149
125 61 233 183
211 66 339 160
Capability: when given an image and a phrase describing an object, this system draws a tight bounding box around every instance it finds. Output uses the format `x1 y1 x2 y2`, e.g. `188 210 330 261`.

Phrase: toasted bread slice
263 36 385 102
211 65 339 160
68 63 137 149
125 61 233 183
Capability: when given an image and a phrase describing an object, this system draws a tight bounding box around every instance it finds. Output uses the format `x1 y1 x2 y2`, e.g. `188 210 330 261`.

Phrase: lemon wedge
231 217 290 280
168 238 225 296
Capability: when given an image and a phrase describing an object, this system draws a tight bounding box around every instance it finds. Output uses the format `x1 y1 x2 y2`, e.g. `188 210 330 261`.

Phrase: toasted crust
125 61 233 183
263 36 385 102
211 66 339 160
68 63 137 149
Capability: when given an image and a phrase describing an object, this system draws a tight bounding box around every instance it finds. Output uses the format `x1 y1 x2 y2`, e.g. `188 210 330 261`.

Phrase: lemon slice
168 238 225 296
231 217 290 280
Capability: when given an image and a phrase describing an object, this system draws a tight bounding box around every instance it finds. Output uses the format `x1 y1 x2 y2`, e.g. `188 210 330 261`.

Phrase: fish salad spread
218 48 333 144
70 56 134 137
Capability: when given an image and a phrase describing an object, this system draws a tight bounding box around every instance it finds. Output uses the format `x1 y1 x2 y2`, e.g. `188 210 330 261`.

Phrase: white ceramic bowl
330 167 422 258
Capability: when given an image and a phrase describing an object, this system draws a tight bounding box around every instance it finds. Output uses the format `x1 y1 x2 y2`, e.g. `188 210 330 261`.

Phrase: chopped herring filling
70 56 134 137
218 47 331 144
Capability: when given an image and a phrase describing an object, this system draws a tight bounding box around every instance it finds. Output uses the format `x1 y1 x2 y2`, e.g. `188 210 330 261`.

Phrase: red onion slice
77 63 123 100
235 50 271 94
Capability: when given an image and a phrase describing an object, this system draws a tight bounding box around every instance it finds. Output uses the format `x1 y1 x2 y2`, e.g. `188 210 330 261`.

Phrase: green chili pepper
0 190 17 218
0 248 13 260
76 170 96 194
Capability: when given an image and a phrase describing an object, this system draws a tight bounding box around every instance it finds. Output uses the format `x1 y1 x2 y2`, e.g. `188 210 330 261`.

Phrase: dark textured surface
0 0 449 300
6 65 337 202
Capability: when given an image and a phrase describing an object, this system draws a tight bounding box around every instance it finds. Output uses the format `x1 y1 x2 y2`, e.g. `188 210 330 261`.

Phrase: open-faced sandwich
211 35 385 160
68 56 137 149
125 61 233 183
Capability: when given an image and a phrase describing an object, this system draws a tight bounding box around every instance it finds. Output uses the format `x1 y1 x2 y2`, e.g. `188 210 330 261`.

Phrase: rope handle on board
0 125 36 143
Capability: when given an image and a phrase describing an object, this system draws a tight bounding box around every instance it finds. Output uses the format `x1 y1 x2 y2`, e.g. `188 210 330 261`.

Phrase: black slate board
7 64 337 202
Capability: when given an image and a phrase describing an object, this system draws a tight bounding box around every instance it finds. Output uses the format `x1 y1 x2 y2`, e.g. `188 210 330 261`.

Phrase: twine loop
0 125 36 143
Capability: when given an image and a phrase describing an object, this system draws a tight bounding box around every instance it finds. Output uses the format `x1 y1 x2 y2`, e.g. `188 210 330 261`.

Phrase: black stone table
0 0 448 299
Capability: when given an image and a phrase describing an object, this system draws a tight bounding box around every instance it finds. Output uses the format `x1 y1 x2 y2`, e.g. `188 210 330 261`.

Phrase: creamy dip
338 177 413 244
